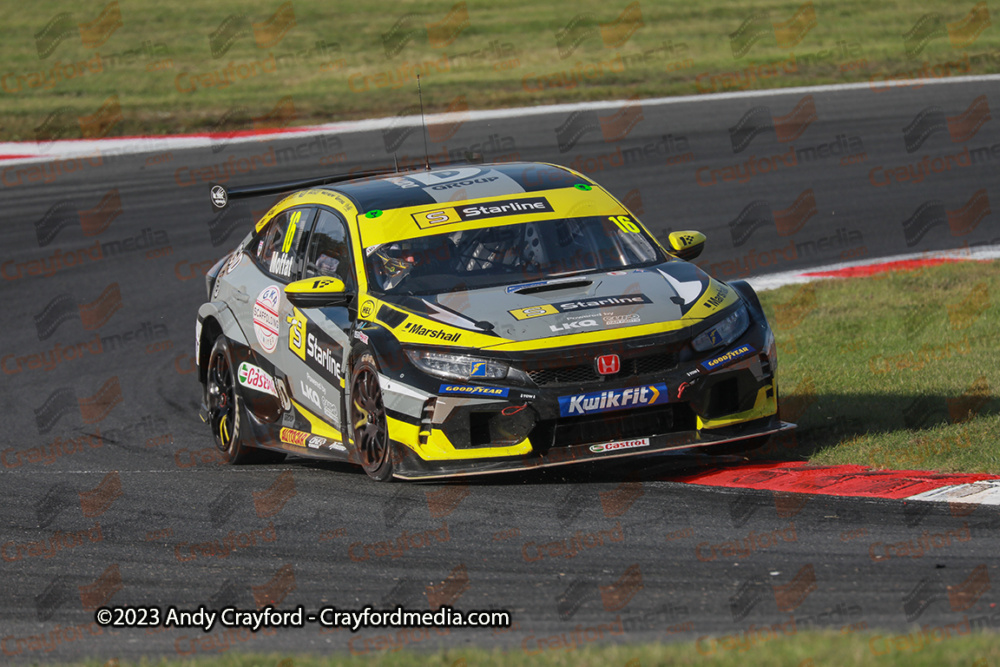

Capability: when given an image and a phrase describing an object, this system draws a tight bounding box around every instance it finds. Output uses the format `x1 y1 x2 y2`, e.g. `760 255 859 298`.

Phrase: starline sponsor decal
402 321 462 342
237 362 277 396
287 306 344 380
590 438 650 453
253 285 280 353
702 344 755 370
412 197 553 228
279 428 308 447
509 294 651 320
560 383 667 417
439 384 509 397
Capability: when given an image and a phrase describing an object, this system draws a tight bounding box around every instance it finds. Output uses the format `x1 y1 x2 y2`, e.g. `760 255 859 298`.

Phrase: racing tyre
205 336 285 464
350 353 395 481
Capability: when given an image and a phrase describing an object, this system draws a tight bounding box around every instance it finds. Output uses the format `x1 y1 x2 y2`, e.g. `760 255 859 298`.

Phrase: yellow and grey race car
196 162 793 481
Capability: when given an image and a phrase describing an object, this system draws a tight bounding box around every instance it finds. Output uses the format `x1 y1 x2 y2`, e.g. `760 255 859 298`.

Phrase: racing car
196 161 793 481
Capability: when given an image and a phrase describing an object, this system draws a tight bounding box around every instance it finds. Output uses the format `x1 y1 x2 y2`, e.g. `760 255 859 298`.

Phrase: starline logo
900 189 991 246
208 2 296 58
902 2 990 59
728 189 817 247
34 1 122 58
554 1 644 58
729 2 817 57
902 95 990 153
729 94 817 153
555 96 643 153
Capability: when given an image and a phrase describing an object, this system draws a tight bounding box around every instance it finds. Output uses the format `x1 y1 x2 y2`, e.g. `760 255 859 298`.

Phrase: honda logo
596 354 620 375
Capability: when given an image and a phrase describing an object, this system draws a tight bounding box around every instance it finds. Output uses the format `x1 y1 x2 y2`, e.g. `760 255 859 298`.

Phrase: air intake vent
377 305 407 328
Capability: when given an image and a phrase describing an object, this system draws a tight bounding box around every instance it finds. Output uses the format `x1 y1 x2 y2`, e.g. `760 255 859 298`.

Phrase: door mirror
667 231 706 260
285 277 352 308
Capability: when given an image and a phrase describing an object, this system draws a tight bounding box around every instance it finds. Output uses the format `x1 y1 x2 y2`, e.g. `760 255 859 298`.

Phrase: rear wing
208 169 396 212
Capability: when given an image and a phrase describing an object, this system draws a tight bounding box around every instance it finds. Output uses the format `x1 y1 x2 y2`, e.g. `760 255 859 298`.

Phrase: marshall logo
596 354 620 375
403 322 462 342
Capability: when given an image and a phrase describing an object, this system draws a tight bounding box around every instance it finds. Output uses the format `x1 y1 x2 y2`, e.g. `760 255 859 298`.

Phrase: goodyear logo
509 294 651 320
439 384 509 397
559 384 668 417
701 344 755 370
412 197 554 229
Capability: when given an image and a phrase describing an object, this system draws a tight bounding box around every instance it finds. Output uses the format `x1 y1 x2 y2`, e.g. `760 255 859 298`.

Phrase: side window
254 207 314 281
304 209 354 289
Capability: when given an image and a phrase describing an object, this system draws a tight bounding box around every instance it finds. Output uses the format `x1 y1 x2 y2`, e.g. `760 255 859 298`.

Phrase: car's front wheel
350 353 395 481
205 336 284 464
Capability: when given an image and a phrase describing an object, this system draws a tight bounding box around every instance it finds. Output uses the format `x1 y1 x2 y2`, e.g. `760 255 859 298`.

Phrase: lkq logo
728 189 818 247
596 354 620 375
549 319 598 333
902 2 990 59
729 2 817 58
556 96 643 153
34 1 122 58
208 1 296 58
554 1 644 59
900 189 991 247
901 94 990 153
381 2 470 57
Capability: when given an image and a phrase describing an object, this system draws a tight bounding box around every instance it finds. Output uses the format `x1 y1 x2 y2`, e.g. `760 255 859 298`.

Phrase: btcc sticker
559 384 668 417
253 285 281 353
509 294 651 321
702 344 755 371
237 362 277 396
287 306 344 381
402 321 462 342
280 427 308 447
412 197 553 229
590 438 650 453
439 384 510 397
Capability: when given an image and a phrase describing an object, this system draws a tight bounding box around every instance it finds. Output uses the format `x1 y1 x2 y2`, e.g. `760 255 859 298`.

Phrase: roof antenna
393 152 399 173
417 74 430 171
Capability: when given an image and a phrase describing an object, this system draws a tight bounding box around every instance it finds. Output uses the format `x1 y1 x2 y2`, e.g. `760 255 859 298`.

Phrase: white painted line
746 247 1000 292
4 73 1000 165
906 481 1000 505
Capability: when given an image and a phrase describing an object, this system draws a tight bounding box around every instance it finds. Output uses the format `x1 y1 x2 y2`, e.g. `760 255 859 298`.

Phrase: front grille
529 402 696 450
526 351 678 387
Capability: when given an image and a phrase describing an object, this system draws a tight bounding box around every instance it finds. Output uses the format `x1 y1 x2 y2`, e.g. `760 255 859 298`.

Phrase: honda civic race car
196 161 793 481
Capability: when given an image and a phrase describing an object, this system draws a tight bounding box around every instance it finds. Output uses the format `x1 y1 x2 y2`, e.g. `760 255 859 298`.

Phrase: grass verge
752 259 1000 473
64 630 1000 666
2 0 999 140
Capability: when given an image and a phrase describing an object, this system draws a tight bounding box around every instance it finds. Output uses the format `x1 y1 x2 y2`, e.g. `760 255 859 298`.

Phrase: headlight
692 303 750 352
405 349 509 381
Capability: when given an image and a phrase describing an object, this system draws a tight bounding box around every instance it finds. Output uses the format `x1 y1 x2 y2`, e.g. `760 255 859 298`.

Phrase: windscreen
364 216 664 295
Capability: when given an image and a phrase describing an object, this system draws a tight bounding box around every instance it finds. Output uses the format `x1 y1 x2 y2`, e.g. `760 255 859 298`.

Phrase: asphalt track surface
3 78 1000 661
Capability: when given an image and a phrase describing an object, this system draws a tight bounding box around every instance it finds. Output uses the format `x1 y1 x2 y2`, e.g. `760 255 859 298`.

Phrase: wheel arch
197 302 250 387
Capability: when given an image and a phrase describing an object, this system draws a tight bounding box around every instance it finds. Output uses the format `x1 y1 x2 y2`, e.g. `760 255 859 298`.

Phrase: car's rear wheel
206 336 285 464
350 353 395 481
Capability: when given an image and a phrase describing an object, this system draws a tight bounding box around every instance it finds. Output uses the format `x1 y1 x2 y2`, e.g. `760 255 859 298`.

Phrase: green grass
752 259 1000 473
3 0 999 139
59 630 1000 666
